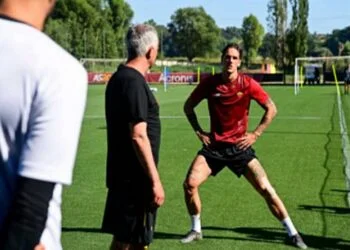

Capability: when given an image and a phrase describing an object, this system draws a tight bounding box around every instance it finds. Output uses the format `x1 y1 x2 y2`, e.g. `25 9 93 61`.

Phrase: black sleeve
0 176 55 250
125 79 149 123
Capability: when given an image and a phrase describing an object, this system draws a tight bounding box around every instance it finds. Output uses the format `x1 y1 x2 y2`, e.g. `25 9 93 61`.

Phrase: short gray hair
126 24 159 59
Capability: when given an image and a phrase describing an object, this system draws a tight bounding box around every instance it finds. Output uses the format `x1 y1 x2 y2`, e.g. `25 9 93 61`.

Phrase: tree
108 0 133 57
241 14 265 66
267 0 288 69
259 33 275 60
310 47 333 57
219 26 242 52
168 7 221 62
286 0 309 65
325 26 350 56
221 26 242 43
305 33 332 57
343 41 350 56
45 0 133 59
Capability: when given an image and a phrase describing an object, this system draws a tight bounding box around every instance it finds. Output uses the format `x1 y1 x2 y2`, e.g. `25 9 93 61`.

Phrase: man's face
222 47 241 74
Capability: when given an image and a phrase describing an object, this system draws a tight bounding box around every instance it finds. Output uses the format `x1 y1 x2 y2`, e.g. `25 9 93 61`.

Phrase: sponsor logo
158 73 194 83
89 73 112 83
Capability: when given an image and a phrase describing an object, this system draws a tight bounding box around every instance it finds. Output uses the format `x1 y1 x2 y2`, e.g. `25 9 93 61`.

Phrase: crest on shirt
237 91 243 97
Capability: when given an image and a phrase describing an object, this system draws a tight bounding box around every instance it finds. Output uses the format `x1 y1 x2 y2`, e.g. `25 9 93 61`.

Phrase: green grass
62 84 350 249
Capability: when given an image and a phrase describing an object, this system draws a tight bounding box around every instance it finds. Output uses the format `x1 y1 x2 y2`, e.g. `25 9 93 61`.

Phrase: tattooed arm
237 98 277 150
253 98 277 138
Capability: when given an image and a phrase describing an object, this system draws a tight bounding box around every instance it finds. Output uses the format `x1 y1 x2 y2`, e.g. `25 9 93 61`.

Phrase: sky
125 0 350 34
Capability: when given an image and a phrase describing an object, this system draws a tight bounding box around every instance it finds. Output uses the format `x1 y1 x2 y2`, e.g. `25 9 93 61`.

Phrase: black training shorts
101 181 157 245
198 144 257 177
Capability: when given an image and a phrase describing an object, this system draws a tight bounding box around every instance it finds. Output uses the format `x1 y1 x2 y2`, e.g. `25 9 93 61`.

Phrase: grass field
61 84 350 250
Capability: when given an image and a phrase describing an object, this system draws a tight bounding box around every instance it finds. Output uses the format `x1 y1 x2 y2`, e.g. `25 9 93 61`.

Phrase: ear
145 47 153 60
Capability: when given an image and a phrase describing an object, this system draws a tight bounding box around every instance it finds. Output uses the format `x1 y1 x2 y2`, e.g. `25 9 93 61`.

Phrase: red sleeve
247 76 270 105
188 75 215 103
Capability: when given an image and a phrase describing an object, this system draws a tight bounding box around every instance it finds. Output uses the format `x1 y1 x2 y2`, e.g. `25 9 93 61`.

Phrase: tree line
45 0 350 70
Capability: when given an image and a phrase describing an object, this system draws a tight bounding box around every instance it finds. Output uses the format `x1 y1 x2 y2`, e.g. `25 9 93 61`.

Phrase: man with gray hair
101 23 165 250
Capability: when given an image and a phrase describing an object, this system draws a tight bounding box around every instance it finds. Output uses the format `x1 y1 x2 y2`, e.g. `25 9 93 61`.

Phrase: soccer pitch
62 84 350 250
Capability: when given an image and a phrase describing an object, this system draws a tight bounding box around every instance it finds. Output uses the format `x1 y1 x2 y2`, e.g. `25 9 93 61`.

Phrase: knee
183 179 198 195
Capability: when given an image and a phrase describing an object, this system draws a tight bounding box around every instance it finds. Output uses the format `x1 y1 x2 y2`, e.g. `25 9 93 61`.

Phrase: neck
223 71 238 83
0 1 48 30
126 57 150 76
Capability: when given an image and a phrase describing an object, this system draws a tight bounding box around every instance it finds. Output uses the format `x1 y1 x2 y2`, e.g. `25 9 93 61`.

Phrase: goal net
294 55 350 95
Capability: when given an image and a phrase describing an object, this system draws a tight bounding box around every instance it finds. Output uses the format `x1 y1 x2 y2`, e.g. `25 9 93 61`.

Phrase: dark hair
221 43 243 61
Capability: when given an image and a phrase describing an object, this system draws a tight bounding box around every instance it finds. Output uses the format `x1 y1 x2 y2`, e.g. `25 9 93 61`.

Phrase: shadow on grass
62 227 102 233
203 226 350 250
62 226 350 249
330 188 350 193
299 204 350 215
153 229 283 247
153 232 183 239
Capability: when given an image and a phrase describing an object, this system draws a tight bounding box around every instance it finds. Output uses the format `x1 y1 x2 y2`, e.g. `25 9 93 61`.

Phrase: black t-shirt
105 64 161 189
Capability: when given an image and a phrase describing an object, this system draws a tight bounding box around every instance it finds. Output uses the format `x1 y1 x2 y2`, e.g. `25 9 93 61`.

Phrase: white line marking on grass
84 115 323 120
336 94 350 206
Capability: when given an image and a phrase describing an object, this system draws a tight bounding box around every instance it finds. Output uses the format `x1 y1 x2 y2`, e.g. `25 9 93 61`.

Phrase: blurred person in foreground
180 43 307 249
0 0 88 249
101 23 165 250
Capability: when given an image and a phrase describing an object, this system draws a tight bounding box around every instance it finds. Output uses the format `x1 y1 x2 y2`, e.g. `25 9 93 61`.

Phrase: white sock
281 217 298 237
191 214 201 232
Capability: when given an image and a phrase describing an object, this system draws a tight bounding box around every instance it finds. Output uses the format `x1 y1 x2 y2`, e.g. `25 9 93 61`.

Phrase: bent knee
183 164 210 190
183 178 198 191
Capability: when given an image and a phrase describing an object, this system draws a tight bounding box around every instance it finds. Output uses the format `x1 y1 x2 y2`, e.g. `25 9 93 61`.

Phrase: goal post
294 56 350 95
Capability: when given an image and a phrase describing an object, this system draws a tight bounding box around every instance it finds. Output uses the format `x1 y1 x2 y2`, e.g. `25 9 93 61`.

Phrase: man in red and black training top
180 43 307 249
